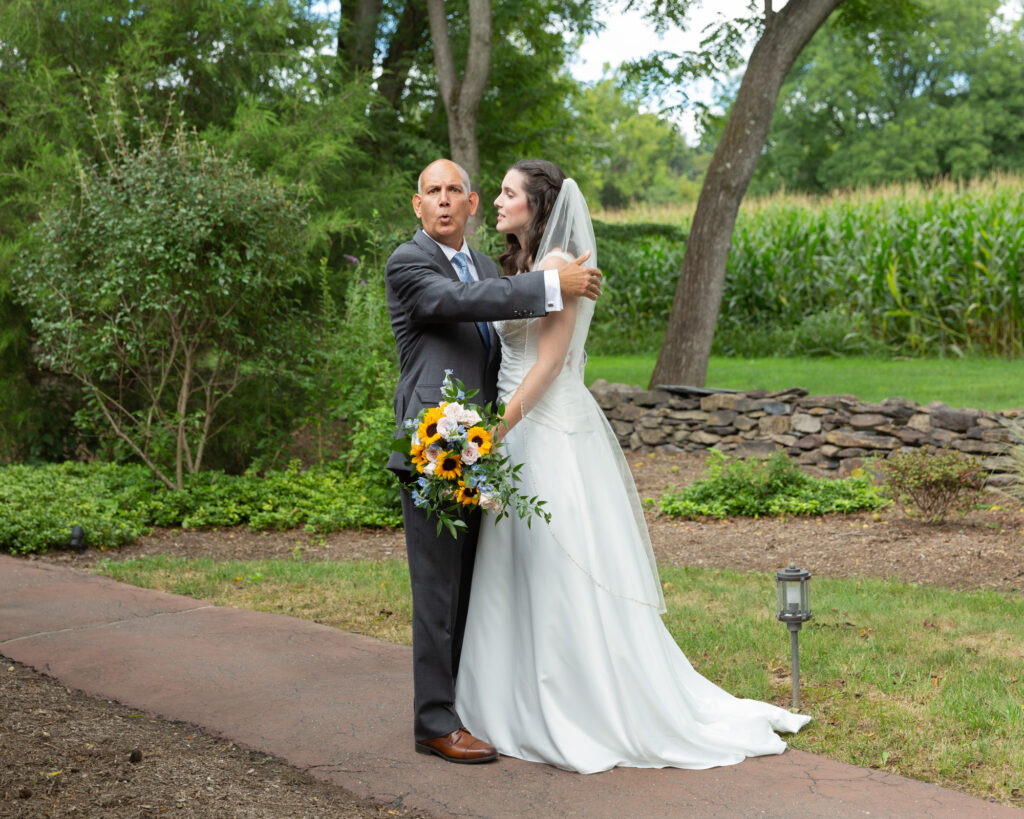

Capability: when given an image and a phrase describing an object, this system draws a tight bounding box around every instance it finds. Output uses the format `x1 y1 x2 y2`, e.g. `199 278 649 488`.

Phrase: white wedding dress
454 180 810 774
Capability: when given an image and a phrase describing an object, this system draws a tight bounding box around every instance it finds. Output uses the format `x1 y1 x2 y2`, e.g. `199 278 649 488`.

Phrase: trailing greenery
93 558 1024 806
659 451 886 519
0 461 401 555
880 448 988 522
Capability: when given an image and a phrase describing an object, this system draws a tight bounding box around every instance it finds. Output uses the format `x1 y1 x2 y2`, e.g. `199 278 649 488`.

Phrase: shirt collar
422 231 470 261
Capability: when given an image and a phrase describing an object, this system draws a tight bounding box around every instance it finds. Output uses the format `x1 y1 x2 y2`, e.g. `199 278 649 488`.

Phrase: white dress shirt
424 234 564 313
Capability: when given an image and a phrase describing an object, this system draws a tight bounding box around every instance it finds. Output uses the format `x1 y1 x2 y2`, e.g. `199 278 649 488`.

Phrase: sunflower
465 426 493 455
456 481 480 506
435 450 463 480
410 443 428 472
417 406 445 446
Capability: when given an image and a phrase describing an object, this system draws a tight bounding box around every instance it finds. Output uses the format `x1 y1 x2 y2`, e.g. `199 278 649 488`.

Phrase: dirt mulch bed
7 449 1024 816
0 658 426 818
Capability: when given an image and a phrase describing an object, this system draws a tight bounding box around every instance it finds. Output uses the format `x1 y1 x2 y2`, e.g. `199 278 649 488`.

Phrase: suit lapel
413 229 459 281
413 230 493 352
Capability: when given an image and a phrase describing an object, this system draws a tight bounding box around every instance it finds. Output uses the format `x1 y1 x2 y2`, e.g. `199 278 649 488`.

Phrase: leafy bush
0 461 401 555
659 451 885 519
13 117 311 488
879 447 987 523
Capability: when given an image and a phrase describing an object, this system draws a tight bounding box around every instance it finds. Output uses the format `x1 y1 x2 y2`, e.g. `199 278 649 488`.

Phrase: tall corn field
592 174 1024 358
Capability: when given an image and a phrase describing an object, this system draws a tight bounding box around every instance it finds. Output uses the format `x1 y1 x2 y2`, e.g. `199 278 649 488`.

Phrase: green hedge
0 460 402 555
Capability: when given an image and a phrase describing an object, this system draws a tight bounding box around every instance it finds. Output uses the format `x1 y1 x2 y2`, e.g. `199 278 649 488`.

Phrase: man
385 159 601 764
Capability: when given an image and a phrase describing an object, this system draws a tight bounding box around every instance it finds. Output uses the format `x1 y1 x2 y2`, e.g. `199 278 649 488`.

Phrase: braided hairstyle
498 159 566 276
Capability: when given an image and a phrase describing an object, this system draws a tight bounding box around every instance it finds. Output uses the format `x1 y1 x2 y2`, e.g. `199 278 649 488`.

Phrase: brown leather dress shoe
415 728 498 764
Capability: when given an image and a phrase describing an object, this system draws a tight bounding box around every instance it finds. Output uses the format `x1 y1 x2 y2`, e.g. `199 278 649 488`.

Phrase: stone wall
590 380 1023 486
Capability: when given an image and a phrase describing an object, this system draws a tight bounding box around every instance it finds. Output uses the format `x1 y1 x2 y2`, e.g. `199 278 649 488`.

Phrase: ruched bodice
494 297 596 432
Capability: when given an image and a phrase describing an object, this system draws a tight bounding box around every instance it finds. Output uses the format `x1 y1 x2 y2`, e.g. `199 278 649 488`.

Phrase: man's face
413 160 479 250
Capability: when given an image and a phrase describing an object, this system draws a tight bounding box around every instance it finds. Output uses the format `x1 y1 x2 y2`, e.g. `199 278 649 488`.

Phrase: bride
454 159 811 774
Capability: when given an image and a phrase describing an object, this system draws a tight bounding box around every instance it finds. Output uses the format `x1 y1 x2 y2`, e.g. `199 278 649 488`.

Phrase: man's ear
467 191 480 216
412 193 423 218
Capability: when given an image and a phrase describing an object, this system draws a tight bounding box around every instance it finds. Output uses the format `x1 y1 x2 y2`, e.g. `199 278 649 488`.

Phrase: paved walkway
1 554 1017 818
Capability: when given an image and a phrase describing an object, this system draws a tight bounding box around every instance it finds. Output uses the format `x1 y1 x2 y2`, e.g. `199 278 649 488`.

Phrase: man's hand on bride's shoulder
555 251 602 301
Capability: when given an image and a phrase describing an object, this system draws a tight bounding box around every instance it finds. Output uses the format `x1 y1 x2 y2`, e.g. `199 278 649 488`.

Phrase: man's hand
556 251 602 301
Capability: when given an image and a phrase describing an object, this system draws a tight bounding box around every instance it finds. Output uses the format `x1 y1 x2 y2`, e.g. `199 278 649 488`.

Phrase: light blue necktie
452 251 491 351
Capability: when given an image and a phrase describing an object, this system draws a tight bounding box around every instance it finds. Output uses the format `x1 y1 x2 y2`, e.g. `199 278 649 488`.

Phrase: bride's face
494 170 532 241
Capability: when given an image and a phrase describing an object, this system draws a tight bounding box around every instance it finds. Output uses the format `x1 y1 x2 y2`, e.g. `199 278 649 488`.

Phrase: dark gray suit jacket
386 228 548 472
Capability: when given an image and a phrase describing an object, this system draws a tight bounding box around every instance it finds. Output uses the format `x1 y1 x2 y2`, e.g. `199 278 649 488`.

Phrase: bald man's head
412 160 479 250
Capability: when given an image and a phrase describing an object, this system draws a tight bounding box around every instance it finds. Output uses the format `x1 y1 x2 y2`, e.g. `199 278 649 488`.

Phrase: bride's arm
498 253 579 439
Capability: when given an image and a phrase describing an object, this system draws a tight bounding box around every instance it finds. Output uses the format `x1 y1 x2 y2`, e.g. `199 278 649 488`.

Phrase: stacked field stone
589 380 1023 486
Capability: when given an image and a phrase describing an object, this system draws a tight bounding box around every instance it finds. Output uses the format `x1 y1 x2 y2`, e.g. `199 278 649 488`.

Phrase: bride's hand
555 251 602 301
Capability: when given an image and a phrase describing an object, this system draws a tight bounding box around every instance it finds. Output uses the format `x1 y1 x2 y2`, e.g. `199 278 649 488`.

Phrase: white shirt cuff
543 269 563 312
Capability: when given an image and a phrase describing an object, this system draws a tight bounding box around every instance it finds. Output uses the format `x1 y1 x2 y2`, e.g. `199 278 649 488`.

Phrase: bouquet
394 370 550 537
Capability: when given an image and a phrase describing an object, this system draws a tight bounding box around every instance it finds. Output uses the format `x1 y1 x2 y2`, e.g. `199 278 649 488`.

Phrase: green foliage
714 176 1024 358
753 0 1024 193
587 222 686 355
570 74 705 209
880 448 987 522
13 115 311 488
659 451 885 519
0 460 402 555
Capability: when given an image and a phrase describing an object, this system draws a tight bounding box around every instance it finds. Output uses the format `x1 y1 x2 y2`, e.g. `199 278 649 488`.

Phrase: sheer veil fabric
454 177 810 774
516 179 665 613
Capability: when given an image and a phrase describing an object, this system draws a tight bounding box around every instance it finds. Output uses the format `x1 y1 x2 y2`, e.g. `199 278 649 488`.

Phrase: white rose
425 445 442 463
436 415 458 437
457 407 481 426
423 462 437 476
479 492 504 514
460 442 481 465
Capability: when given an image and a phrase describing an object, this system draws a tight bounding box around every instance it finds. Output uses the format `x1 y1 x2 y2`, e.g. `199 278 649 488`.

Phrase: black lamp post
775 564 812 708
69 525 85 553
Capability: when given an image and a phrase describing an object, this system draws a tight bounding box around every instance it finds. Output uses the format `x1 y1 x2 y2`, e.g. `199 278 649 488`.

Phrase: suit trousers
400 481 482 740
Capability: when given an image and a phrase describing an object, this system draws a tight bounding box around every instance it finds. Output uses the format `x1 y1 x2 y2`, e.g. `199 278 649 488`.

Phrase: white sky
571 0 754 83
571 0 754 139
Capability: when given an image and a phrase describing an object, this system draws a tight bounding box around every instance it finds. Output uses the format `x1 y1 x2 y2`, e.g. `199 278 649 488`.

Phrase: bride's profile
454 159 811 774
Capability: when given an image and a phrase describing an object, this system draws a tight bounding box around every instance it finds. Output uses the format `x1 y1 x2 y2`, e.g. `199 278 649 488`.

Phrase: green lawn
95 556 1024 806
586 355 1024 411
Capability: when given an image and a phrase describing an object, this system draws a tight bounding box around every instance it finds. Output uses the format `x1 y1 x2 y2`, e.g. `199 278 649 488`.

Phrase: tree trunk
426 0 491 233
378 0 430 108
339 0 383 73
649 0 845 388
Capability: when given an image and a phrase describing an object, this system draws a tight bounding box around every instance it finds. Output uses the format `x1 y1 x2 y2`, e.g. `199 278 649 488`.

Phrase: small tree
15 117 309 489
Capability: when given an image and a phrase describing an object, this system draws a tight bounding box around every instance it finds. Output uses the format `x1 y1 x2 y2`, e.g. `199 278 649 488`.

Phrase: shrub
659 450 885 519
879 447 987 523
13 117 310 489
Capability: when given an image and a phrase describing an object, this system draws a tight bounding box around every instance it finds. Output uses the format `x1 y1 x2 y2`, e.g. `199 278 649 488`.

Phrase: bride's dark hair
498 159 566 276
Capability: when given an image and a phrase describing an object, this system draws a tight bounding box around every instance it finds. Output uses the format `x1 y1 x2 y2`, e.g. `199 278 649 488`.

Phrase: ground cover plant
657 451 885 519
586 354 1024 410
0 460 400 555
91 555 1024 806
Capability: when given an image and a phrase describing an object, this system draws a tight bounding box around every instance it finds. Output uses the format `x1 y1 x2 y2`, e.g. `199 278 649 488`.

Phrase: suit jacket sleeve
386 242 548 325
